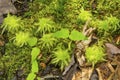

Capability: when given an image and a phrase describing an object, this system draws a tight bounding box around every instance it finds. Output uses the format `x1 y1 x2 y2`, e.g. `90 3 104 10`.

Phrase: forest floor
0 0 120 80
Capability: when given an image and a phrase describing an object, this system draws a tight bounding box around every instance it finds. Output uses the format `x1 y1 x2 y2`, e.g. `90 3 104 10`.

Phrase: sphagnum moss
1 14 23 34
51 47 70 70
85 45 106 67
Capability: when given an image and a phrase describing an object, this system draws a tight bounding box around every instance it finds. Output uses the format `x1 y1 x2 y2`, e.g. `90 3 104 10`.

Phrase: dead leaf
72 67 93 80
105 43 120 54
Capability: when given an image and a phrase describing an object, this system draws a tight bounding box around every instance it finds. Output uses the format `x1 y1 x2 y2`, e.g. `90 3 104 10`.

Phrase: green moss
13 31 30 47
1 14 23 34
85 45 106 67
0 0 120 79
51 46 70 70
35 18 56 34
0 45 31 80
38 33 57 50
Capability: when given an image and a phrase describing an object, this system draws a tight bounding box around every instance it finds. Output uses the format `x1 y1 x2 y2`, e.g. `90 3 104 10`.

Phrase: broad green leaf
31 60 39 73
26 72 36 80
27 37 37 47
53 28 69 38
69 29 86 41
31 47 40 62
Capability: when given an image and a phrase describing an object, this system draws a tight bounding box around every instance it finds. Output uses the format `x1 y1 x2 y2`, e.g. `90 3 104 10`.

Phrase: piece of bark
62 63 78 80
62 54 77 80
105 43 120 55
90 69 99 80
0 0 17 14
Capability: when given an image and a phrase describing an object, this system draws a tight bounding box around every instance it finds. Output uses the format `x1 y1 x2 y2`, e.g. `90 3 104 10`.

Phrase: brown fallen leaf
105 43 120 55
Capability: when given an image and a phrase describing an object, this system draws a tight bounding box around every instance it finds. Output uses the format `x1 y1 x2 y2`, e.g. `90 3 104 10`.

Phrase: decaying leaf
72 67 93 80
105 43 120 54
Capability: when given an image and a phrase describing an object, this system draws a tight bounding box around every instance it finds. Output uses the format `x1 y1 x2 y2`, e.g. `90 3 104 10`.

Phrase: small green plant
53 28 87 41
38 33 57 50
51 47 70 70
1 14 23 34
27 47 40 80
35 18 56 34
85 45 106 67
13 31 30 47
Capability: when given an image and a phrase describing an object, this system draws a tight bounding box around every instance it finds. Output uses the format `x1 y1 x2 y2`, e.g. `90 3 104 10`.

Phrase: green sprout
13 31 30 47
51 47 70 70
85 45 106 67
1 14 23 34
35 18 55 34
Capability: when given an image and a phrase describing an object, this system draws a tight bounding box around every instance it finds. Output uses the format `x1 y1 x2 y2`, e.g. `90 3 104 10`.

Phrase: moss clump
51 47 70 70
1 14 23 34
13 31 30 47
38 33 57 50
35 18 56 34
85 45 106 67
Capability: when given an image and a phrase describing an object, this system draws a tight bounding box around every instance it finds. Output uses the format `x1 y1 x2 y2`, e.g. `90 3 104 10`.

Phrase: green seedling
53 28 87 41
